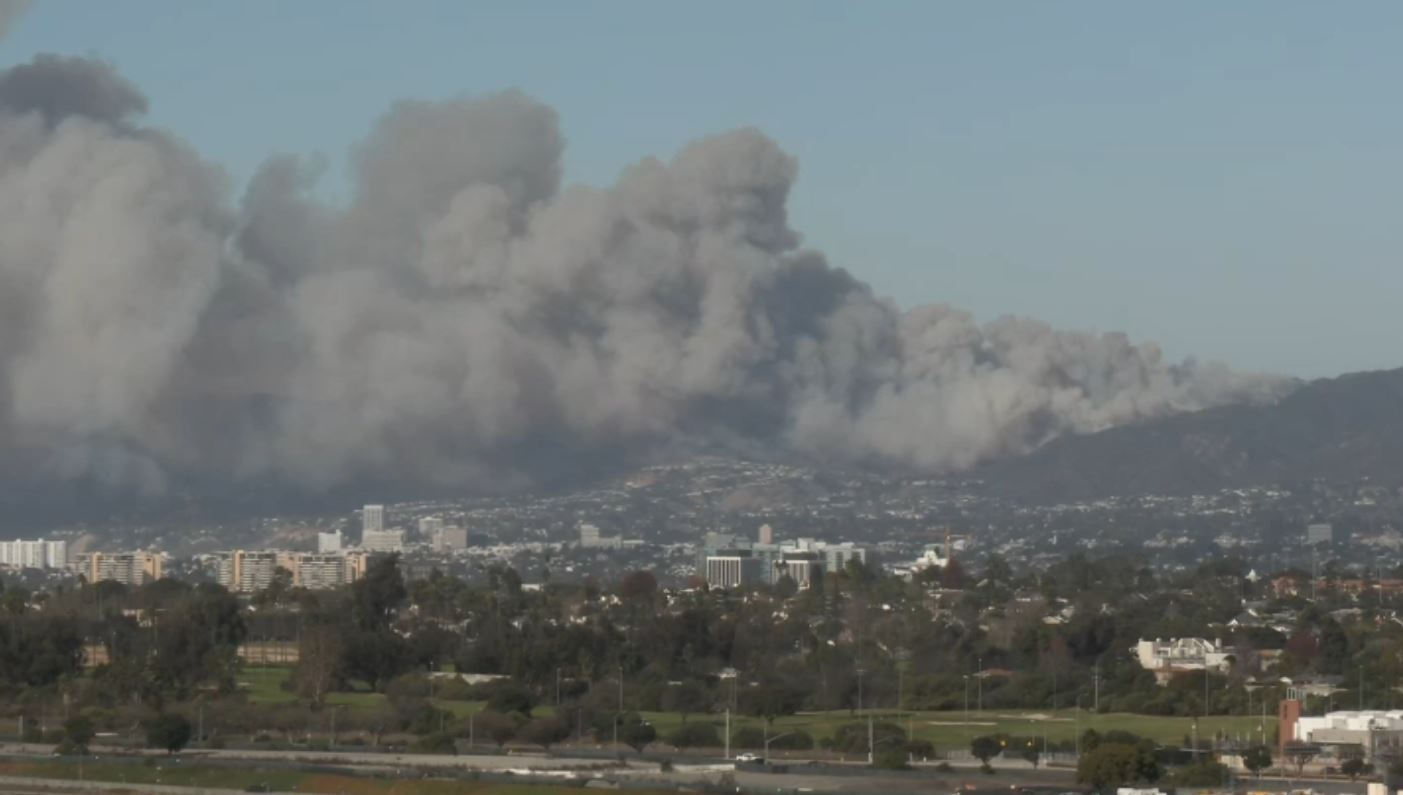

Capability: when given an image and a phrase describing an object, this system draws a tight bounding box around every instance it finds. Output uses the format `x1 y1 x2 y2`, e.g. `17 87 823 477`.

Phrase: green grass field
639 708 1266 750
240 667 391 709
240 665 1266 751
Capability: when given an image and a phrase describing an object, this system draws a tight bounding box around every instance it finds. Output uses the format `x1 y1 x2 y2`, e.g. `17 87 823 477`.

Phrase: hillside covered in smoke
0 53 1292 496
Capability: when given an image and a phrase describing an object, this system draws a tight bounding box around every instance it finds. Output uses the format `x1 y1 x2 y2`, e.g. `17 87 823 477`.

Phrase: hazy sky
4 1 1400 378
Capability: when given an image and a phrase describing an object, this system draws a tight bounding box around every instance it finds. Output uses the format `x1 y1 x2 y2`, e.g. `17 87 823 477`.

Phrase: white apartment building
293 553 346 590
0 539 67 569
1307 523 1334 545
362 504 385 536
435 525 468 552
1133 638 1236 675
782 556 824 590
216 550 280 593
418 516 444 539
579 522 623 549
316 530 342 554
705 555 763 589
361 528 405 553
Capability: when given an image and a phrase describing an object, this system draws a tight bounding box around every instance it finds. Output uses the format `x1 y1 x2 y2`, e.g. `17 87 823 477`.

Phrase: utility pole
724 709 731 760
857 668 865 716
614 665 623 751
868 715 875 765
1093 664 1100 713
1312 548 1318 601
556 668 562 708
897 663 904 717
963 676 970 728
977 657 983 714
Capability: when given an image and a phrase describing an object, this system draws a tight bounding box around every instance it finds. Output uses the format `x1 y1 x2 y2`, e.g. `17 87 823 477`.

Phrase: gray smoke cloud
0 54 1292 494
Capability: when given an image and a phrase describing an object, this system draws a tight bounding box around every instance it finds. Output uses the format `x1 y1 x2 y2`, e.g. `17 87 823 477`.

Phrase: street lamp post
977 658 983 714
614 666 624 751
963 676 970 728
765 728 795 761
330 704 347 751
1075 694 1084 760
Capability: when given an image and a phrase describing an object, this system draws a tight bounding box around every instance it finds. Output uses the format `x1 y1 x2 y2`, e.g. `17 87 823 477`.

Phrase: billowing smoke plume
0 54 1290 494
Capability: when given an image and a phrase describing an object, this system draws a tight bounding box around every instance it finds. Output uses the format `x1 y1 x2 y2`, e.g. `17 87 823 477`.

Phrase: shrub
485 682 536 717
668 722 722 748
143 713 192 754
768 730 813 750
831 722 906 754
433 677 476 701
873 748 909 770
1162 760 1230 787
465 711 521 750
517 716 569 751
970 735 1003 770
411 732 457 754
733 727 764 749
906 739 934 758
1077 742 1162 789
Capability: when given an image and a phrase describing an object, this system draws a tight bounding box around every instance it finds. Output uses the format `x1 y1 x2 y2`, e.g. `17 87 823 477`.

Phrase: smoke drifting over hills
0 53 1292 495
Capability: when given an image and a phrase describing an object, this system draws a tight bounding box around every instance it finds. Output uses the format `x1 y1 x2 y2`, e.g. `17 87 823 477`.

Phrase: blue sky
4 1 1401 378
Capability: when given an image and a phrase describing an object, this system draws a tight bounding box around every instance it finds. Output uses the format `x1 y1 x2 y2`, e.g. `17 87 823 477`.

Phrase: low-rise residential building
1287 709 1403 762
1133 637 1237 682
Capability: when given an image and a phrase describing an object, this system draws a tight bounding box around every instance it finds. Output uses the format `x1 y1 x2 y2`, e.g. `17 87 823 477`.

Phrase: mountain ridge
975 366 1403 501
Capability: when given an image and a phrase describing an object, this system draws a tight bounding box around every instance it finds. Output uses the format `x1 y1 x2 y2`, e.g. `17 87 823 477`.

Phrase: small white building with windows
1133 637 1236 680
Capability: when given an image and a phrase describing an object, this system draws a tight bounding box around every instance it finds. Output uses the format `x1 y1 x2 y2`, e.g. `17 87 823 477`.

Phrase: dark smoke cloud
0 54 1293 494
0 55 147 125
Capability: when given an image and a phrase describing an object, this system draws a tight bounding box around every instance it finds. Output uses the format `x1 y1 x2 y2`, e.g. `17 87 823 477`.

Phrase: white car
735 753 763 763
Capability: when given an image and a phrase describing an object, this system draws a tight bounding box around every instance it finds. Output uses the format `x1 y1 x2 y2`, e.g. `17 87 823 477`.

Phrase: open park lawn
239 666 1267 750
